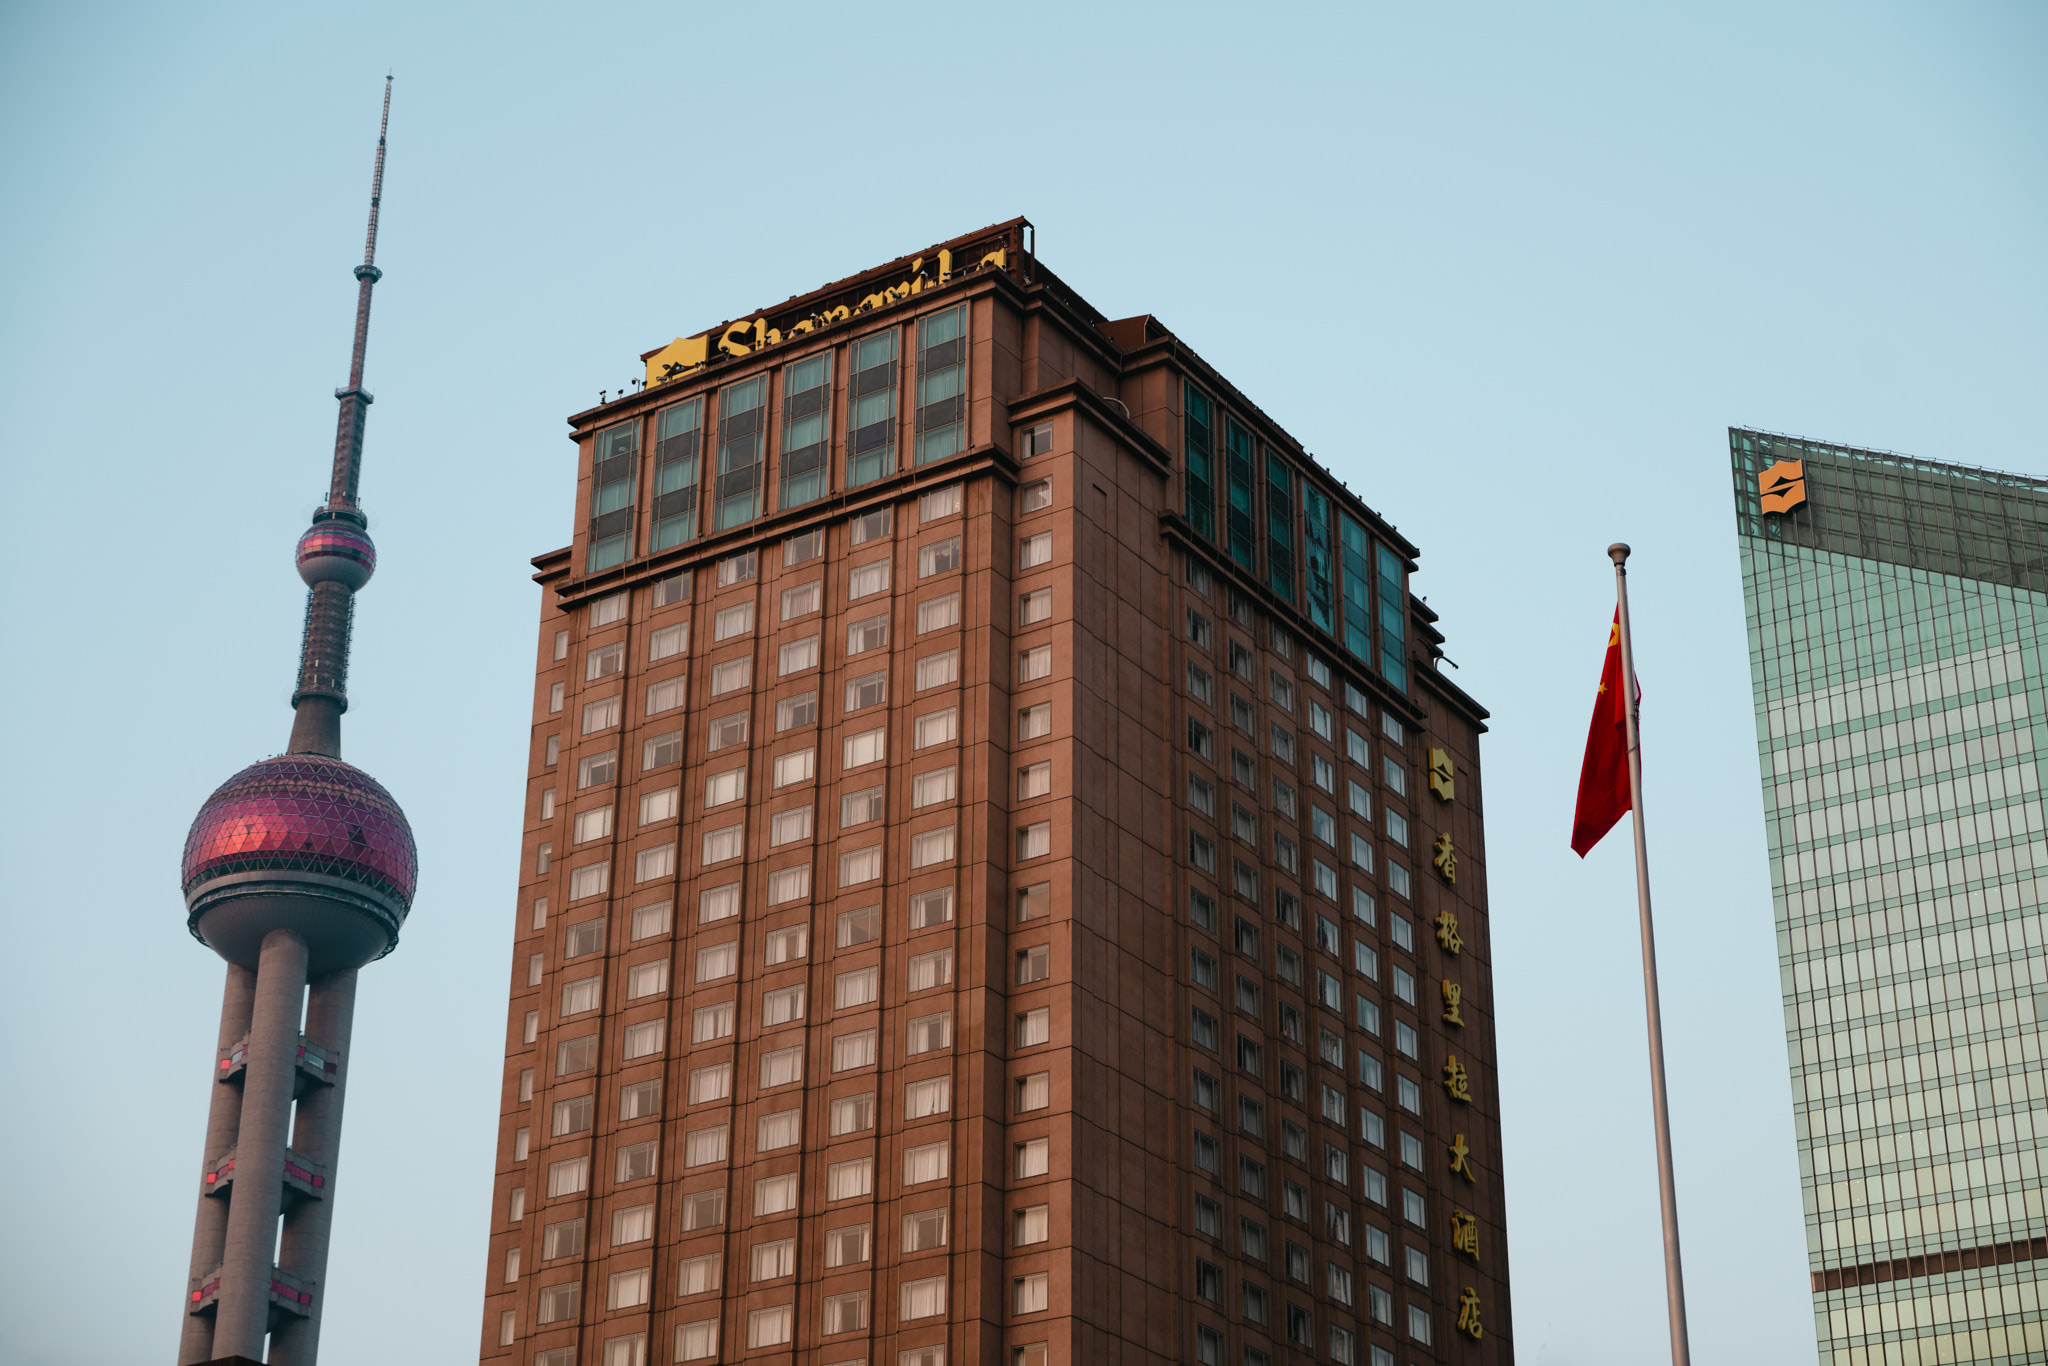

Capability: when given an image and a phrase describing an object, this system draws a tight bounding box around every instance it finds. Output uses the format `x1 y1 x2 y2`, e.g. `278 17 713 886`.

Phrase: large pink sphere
296 522 377 591
182 754 416 970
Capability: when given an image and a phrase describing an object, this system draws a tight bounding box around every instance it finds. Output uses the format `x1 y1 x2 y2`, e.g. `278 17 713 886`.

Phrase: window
909 947 954 991
776 690 818 731
764 922 807 964
1018 532 1052 569
1018 478 1053 513
826 1223 872 1267
1022 421 1054 458
910 886 955 927
823 1289 869 1335
1017 762 1051 799
1017 821 1051 860
581 695 620 735
1408 1305 1432 1344
675 1249 718 1296
761 984 805 1026
830 1092 875 1134
839 785 885 828
757 1109 800 1151
701 824 741 865
691 1001 735 1042
680 1188 725 1230
920 483 962 521
773 747 815 787
843 727 886 769
918 536 962 577
845 669 888 712
769 805 813 847
716 547 756 584
577 749 615 789
585 642 624 682
847 330 898 486
776 635 819 676
650 400 702 551
571 805 612 843
634 842 675 882
907 1011 952 1054
784 528 823 565
674 1319 718 1362
915 708 957 747
848 559 890 600
619 1078 661 1120
833 1029 878 1071
1015 1203 1050 1246
904 1075 951 1120
1018 588 1052 625
1014 1272 1048 1315
754 1172 799 1216
1015 1007 1050 1047
835 966 880 1009
1018 647 1053 687
1014 1137 1051 1178
712 603 754 643
556 1035 597 1077
916 649 958 689
560 976 601 1016
645 728 684 767
917 592 961 632
1017 943 1051 985
686 1064 731 1106
781 580 821 619
1386 808 1409 847
699 881 740 923
840 843 882 887
586 420 638 571
567 861 608 901
713 375 767 530
638 786 678 826
1188 719 1214 760
903 1141 950 1185
915 304 967 464
1015 1070 1051 1112
536 1279 581 1326
837 904 881 947
780 350 832 508
758 1045 803 1089
544 734 560 767
554 629 571 660
550 1095 592 1137
766 865 810 905
622 1019 663 1060
747 1305 793 1348
901 1272 949 1322
1018 881 1051 922
847 612 889 656
1187 775 1215 817
1018 703 1051 740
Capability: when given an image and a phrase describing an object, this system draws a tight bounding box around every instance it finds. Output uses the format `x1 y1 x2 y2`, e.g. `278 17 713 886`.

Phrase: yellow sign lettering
1442 1054 1471 1104
1441 978 1464 1027
1434 909 1463 955
1456 1287 1484 1340
1450 1209 1479 1259
1428 747 1455 802
1448 1133 1476 1182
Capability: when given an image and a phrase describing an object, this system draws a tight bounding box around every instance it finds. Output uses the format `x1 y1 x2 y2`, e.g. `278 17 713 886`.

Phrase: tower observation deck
175 78 417 1366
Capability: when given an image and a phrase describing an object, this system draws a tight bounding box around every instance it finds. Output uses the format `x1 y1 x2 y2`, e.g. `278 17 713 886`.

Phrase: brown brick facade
479 221 1510 1366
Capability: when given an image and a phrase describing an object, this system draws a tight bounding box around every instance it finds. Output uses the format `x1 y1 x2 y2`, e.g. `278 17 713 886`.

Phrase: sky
1 2 2043 1363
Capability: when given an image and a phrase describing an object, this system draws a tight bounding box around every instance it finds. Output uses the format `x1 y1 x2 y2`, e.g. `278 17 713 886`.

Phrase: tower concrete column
178 964 257 1366
267 968 358 1366
212 927 310 1361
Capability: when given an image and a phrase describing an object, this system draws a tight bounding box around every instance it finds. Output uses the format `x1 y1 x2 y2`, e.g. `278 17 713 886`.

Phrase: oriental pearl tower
175 78 417 1366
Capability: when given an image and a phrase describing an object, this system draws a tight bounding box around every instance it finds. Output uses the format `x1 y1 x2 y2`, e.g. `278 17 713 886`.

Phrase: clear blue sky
2 3 2042 1363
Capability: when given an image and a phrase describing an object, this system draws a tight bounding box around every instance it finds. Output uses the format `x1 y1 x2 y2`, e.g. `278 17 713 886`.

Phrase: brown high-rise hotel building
480 221 1508 1366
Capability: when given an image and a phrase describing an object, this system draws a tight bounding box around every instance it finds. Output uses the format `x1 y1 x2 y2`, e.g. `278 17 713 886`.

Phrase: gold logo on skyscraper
1759 459 1806 515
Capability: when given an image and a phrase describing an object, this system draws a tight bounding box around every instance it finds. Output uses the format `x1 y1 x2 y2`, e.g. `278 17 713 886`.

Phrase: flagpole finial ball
1608 543 1631 566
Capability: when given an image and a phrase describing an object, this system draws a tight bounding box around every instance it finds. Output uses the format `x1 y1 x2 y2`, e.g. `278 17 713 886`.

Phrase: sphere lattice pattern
296 523 377 590
183 754 416 909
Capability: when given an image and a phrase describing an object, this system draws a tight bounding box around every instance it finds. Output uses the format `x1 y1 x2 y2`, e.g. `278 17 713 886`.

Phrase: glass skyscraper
1733 427 2048 1364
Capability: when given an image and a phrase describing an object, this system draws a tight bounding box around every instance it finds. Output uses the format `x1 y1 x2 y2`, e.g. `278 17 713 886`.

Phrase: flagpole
1610 542 1692 1366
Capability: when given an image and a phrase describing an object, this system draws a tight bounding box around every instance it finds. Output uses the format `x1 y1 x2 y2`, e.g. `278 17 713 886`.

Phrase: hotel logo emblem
1759 459 1806 515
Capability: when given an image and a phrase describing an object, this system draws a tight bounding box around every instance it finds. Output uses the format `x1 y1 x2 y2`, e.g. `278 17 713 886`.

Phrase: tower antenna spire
290 78 394 757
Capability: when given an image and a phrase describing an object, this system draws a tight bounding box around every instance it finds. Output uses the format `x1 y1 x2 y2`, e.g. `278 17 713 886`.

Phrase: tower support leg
211 928 310 1361
178 965 257 1365
268 968 359 1366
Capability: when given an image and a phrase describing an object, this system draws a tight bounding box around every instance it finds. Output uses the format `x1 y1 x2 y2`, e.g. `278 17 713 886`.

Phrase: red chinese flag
1571 608 1633 857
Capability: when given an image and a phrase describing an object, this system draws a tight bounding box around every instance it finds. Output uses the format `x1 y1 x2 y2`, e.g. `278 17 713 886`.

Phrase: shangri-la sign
642 240 1014 389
